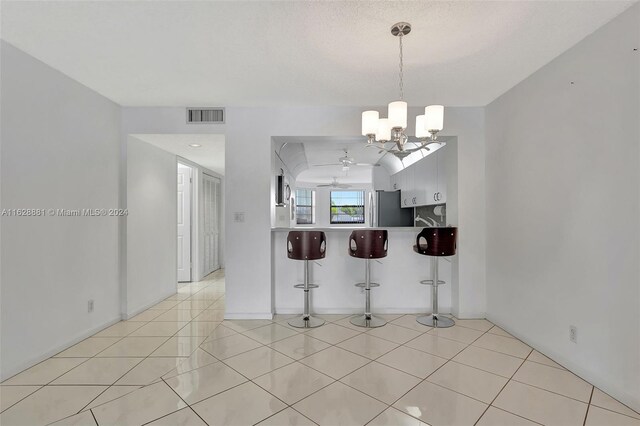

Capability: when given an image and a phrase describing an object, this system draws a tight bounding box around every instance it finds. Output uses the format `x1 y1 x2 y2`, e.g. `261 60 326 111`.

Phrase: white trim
177 160 194 283
273 308 453 315
123 289 175 320
453 311 487 320
224 312 274 320
0 316 121 382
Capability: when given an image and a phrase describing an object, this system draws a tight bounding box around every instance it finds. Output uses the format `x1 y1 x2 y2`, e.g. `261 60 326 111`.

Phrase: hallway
1 271 639 425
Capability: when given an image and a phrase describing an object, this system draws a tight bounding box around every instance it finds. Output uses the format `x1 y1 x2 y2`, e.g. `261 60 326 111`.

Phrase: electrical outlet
233 212 245 223
88 300 94 313
569 325 577 343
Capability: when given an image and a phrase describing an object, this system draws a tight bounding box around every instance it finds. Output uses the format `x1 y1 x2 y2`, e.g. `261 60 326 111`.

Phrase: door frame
177 160 194 283
202 172 222 275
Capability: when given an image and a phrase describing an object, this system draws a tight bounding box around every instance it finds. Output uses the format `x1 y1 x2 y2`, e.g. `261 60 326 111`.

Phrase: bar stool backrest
349 230 388 259
414 227 457 257
287 231 326 260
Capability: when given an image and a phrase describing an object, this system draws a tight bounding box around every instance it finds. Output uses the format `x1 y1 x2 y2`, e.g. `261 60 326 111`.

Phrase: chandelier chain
398 33 404 100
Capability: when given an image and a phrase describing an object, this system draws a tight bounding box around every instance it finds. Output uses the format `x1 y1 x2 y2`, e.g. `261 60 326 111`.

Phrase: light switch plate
234 212 245 222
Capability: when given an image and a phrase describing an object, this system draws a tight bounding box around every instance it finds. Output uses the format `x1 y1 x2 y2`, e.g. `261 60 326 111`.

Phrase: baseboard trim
0 316 121 382
224 312 274 320
122 289 176 320
485 315 640 414
274 308 452 315
454 312 487 320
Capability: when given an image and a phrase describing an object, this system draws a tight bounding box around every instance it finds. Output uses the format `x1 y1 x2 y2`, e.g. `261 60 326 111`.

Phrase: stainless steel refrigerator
374 190 414 227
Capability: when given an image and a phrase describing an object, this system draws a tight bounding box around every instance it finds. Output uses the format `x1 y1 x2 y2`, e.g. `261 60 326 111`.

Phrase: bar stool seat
414 227 457 328
287 231 326 328
349 229 388 328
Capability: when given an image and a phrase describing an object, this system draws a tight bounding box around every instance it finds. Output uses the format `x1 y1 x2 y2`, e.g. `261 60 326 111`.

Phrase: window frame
329 190 366 225
295 188 315 225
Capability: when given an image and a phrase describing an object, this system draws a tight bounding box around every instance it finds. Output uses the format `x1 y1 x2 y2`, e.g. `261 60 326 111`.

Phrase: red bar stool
348 229 388 328
287 231 326 328
414 227 458 328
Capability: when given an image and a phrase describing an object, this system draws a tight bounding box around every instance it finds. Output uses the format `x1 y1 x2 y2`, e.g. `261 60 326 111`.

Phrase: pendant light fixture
361 22 445 159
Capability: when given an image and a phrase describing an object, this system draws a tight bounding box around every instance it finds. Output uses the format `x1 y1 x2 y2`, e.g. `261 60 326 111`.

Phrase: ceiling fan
314 149 380 171
317 177 351 189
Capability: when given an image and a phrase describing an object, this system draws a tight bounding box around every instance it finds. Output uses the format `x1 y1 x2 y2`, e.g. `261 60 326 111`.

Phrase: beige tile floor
1 270 639 426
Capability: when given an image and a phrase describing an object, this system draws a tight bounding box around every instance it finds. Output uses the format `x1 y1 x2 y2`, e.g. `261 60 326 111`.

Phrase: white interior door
203 173 220 275
177 164 192 282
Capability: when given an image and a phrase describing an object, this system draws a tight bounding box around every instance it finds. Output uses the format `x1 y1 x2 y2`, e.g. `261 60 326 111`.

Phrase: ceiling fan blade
353 163 380 167
313 163 342 167
337 184 351 188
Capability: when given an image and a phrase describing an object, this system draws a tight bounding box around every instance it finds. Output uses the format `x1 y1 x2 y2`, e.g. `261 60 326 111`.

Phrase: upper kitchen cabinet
435 146 447 204
395 144 448 207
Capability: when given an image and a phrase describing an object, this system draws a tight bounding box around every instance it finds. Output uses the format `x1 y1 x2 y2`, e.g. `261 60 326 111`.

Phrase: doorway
177 162 193 282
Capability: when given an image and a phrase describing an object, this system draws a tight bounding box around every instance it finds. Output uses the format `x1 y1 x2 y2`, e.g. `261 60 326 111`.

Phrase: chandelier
361 22 445 159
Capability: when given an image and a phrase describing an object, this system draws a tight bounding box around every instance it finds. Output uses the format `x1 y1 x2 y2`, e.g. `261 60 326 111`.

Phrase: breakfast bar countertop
271 226 420 231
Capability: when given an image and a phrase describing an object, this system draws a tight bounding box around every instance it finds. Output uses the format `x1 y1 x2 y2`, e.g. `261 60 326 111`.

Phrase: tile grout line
56 278 223 423
8 273 639 426
369 324 492 424
0 386 42 414
90 408 99 426
472 347 538 425
583 386 595 426
145 377 211 426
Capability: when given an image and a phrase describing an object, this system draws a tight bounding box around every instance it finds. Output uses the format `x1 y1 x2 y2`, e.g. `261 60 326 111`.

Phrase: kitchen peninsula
270 136 458 317
271 226 453 315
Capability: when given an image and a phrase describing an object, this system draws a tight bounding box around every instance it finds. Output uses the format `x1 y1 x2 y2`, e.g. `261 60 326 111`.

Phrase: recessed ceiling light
189 144 202 147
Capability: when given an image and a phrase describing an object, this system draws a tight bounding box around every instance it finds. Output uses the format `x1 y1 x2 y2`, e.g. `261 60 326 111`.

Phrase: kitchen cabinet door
423 152 438 204
400 190 413 208
435 147 447 204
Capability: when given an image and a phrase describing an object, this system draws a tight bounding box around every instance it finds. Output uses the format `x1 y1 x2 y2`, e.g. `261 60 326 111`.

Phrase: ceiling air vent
186 107 225 124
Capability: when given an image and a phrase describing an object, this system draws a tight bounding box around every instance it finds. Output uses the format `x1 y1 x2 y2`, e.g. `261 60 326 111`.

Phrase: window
295 189 315 224
330 191 365 224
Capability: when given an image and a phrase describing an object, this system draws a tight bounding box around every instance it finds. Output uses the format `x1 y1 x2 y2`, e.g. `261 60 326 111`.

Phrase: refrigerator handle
369 191 375 227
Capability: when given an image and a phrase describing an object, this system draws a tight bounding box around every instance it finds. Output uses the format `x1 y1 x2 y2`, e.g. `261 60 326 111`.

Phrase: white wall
120 109 226 310
119 106 484 320
0 42 121 379
485 4 639 411
224 106 485 319
125 137 177 317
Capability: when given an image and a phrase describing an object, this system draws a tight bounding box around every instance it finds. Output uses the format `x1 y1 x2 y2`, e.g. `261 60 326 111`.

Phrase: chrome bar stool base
416 314 454 328
288 315 325 329
286 231 327 330
350 314 386 328
414 227 458 329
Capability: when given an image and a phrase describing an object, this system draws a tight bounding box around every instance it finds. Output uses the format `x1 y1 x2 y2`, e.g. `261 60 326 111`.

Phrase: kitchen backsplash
414 203 446 227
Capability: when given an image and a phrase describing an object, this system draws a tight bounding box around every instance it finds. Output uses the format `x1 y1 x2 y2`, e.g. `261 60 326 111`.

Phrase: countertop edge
271 227 422 232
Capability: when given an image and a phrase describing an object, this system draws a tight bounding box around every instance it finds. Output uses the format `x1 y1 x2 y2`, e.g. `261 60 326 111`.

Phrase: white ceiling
1 1 633 107
131 134 225 175
276 136 447 184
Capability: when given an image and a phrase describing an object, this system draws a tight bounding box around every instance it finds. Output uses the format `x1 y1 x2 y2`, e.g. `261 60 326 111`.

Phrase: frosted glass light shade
424 105 444 131
361 110 379 136
415 115 428 138
388 101 407 129
376 118 391 141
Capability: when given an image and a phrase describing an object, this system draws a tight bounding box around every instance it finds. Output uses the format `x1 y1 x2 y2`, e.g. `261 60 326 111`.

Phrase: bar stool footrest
419 279 446 286
354 282 380 288
294 284 319 289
